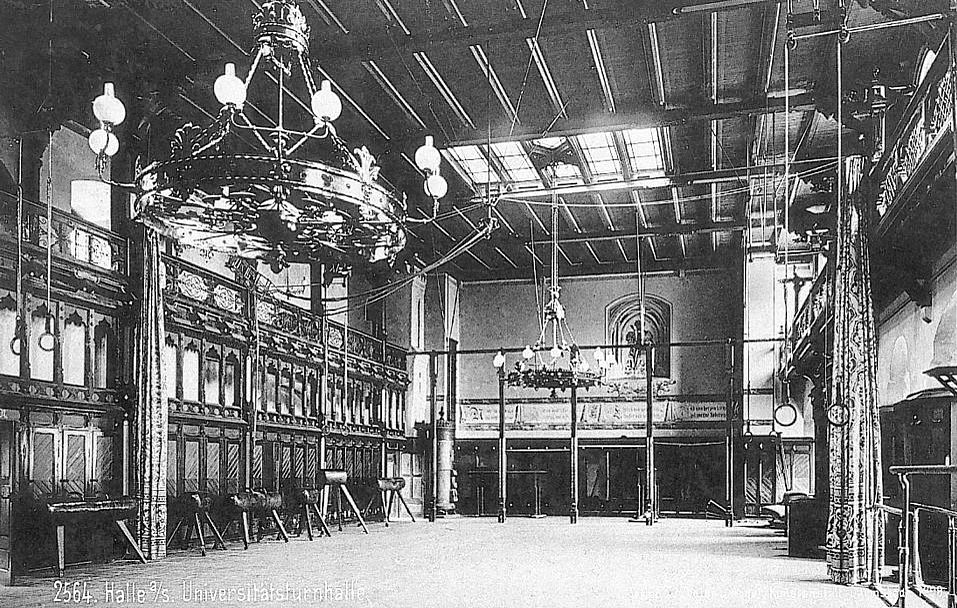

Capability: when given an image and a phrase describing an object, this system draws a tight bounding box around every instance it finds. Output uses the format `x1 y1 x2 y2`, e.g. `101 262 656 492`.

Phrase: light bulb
311 80 342 122
88 129 118 156
579 358 589 371
425 174 448 199
214 63 247 107
594 348 604 364
522 345 534 360
492 350 506 369
414 136 441 173
550 345 562 359
92 83 126 126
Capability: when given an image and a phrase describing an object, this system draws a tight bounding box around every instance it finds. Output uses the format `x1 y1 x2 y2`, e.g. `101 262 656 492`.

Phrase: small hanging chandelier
494 194 601 393
88 0 446 274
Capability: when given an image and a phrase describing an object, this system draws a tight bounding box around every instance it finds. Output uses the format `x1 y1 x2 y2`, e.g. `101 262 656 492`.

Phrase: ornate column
133 228 167 559
825 180 883 585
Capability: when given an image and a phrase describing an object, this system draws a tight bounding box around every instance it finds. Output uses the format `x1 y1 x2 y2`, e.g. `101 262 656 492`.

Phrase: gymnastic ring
827 404 851 427
38 330 56 353
774 402 798 427
9 336 21 356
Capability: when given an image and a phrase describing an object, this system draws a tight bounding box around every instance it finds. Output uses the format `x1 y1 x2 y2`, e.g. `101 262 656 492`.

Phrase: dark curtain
826 159 883 584
133 227 168 559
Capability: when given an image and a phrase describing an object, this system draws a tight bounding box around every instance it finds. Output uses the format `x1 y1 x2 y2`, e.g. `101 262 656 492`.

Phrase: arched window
30 303 55 382
62 311 86 386
203 347 221 405
93 319 114 388
0 294 19 377
181 341 200 401
606 293 672 378
163 334 178 400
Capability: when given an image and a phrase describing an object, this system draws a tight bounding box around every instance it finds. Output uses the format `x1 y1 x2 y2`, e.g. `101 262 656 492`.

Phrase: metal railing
871 464 957 608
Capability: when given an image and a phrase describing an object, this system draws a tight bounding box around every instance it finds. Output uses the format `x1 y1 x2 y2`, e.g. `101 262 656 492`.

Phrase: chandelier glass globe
214 63 247 107
92 83 126 126
425 174 448 199
414 136 442 173
88 129 119 157
311 80 342 122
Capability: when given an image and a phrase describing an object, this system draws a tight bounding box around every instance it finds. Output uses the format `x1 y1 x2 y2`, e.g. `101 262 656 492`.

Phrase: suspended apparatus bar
791 13 946 41
404 337 784 358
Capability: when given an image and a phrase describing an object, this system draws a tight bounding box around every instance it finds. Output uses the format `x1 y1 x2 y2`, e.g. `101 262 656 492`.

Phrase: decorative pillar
428 352 438 522
133 228 167 560
645 344 655 525
436 420 455 513
497 370 507 523
569 385 579 524
825 172 883 585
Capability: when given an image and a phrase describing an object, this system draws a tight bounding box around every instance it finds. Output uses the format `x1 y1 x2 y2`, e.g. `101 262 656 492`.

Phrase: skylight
620 128 665 174
490 141 542 187
576 132 622 181
551 161 584 185
444 146 500 186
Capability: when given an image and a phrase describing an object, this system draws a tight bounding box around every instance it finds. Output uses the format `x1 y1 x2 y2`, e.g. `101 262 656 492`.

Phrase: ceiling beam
312 1 785 65
434 93 815 148
484 155 834 199
460 251 740 282
533 221 746 246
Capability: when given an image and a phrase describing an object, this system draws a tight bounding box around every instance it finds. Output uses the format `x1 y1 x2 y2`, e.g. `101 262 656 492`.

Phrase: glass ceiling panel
444 146 500 187
576 132 622 181
489 141 542 187
620 128 665 175
551 161 583 185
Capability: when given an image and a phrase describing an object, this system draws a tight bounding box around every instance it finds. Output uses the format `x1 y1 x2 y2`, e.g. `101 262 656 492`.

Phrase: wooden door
0 421 15 585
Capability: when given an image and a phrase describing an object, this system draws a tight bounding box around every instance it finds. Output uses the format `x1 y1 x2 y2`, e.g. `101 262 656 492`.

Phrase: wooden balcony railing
872 37 954 225
161 253 408 372
0 192 129 277
781 266 831 375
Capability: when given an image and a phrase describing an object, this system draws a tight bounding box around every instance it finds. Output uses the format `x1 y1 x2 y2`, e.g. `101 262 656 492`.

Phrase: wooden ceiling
1 0 947 280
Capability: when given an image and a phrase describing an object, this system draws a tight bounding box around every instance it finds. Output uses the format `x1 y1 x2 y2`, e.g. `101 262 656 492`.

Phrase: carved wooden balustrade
873 41 954 226
160 254 409 437
780 266 831 378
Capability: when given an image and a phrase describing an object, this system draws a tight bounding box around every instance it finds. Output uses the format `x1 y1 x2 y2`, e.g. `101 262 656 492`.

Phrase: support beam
437 94 814 148
534 221 746 246
489 155 834 199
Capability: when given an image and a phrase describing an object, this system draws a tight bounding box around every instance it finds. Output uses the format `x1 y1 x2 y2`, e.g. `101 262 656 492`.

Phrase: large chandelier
493 196 601 393
87 0 447 273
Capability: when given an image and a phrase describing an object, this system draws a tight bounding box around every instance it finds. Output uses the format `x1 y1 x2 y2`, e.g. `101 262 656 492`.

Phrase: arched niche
605 293 672 377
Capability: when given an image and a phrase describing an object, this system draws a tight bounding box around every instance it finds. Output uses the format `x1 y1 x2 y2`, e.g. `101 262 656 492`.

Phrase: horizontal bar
890 464 957 475
532 222 746 246
793 13 946 41
486 157 835 201
912 502 957 519
871 503 903 517
405 338 783 357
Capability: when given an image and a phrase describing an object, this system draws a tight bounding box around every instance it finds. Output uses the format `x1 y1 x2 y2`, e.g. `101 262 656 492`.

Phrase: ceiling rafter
432 221 493 270
302 0 350 34
527 37 568 120
586 29 616 114
362 60 427 129
375 0 412 35
470 45 520 125
413 52 476 129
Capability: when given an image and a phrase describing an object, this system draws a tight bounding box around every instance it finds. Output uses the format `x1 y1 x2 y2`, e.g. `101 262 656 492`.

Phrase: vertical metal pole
899 473 910 608
948 515 955 608
498 370 507 523
570 385 579 524
645 344 654 525
429 352 438 522
726 338 735 527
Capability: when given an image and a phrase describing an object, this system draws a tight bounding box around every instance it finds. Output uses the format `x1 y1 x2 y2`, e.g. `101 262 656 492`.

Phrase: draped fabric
826 158 883 584
133 228 168 559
